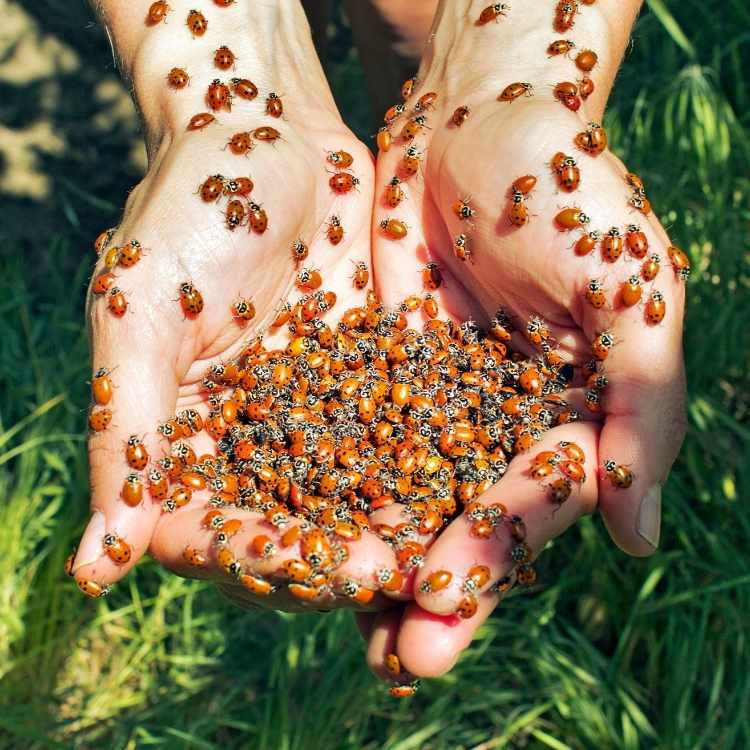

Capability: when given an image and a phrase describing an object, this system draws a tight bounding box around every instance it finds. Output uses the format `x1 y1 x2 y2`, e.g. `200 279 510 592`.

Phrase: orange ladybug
574 122 607 155
214 45 235 70
641 253 661 282
88 408 112 432
76 578 110 598
509 192 529 227
645 290 666 324
478 3 510 23
499 82 533 102
91 367 113 405
555 207 589 231
329 172 359 194
603 458 634 488
380 218 408 240
389 683 419 698
575 49 598 71
231 78 258 100
452 105 470 126
601 227 624 262
183 546 206 567
253 126 281 142
591 330 615 361
187 9 208 36
207 79 231 112
325 214 344 245
167 67 189 89
103 533 132 564
247 202 268 234
92 272 116 295
376 126 392 152
121 473 144 506
667 246 691 280
352 261 369 289
457 593 478 618
266 92 283 118
620 275 642 307
147 1 169 25
548 39 575 56
187 113 216 131
384 176 404 208
584 279 606 309
107 287 128 317
625 224 649 258
327 150 354 169
179 282 204 316
125 435 149 470
231 297 256 322
227 131 253 156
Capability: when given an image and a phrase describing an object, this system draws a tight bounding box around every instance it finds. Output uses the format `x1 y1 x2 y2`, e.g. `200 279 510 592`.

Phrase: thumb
72 305 180 597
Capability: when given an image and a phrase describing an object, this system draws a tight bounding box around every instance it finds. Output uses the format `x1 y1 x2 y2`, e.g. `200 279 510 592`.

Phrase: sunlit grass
0 1 748 748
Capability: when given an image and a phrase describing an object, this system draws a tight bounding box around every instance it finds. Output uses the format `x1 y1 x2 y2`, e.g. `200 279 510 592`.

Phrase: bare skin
367 0 686 677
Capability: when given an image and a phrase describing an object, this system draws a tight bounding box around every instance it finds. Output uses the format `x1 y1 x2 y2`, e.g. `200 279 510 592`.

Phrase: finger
394 422 599 677
579 217 687 555
151 504 400 611
73 307 181 595
364 607 405 681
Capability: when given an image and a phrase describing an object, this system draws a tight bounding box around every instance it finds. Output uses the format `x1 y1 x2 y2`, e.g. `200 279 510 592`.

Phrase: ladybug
327 215 344 245
667 246 691 280
549 477 572 505
509 192 529 227
240 574 272 596
575 122 607 155
400 115 428 141
603 458 634 488
499 82 533 102
291 239 309 264
183 546 206 567
179 282 204 316
457 593 478 619
591 330 615 361
148 469 168 500
641 253 661 281
389 683 420 699
146 1 169 25
76 578 110 598
227 131 253 155
91 367 113 405
352 261 369 289
453 233 471 261
93 228 115 255
621 275 642 307
253 126 281 142
102 245 121 270
231 77 258 100
645 290 666 324
400 145 422 177
418 569 452 594
554 80 578 102
451 105 470 126
199 174 225 202
554 1 578 32
601 227 624 262
248 202 268 233
121 473 144 507
380 218 408 240
266 92 283 118
625 224 649 258
118 239 142 268
383 102 406 123
574 229 601 256
376 126 392 152
516 564 537 586
107 287 128 317
401 76 415 100
88 408 112 432
375 569 402 596
103 533 132 564
512 175 537 196
207 79 231 112
125 435 149 470
225 199 246 230
478 3 510 23
584 279 606 309
232 298 256 322
422 262 442 290
452 198 476 221
555 155 580 192
92 272 115 295
384 176 404 208
326 150 354 169
167 67 189 89
578 76 594 100
187 9 208 36
329 172 359 194
415 91 438 111
224 176 253 197
554 207 589 231
548 39 575 56
213 0 235 5
296 268 322 291
214 45 235 70
423 294 438 319
187 113 216 131
385 653 402 678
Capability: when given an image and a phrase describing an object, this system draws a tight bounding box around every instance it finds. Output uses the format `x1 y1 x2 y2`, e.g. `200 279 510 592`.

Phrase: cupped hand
70 63 410 612
369 51 686 675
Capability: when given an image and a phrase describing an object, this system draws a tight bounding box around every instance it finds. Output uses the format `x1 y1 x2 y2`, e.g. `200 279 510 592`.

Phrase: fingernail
636 485 661 549
72 511 106 572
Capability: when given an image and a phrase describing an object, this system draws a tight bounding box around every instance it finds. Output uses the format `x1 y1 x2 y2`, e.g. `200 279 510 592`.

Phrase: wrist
415 0 642 121
93 0 337 153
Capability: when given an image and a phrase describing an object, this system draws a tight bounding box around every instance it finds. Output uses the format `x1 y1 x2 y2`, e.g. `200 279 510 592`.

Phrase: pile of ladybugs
76 0 692 699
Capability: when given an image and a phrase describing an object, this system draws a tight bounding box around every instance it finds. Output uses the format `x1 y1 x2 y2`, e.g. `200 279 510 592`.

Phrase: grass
0 0 748 748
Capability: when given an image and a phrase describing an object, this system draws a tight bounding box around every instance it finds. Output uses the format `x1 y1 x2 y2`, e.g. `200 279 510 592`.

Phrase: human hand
368 0 687 677
71 0 404 613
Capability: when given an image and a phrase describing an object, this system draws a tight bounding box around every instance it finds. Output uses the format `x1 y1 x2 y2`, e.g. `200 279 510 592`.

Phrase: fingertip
601 482 661 557
396 603 464 678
